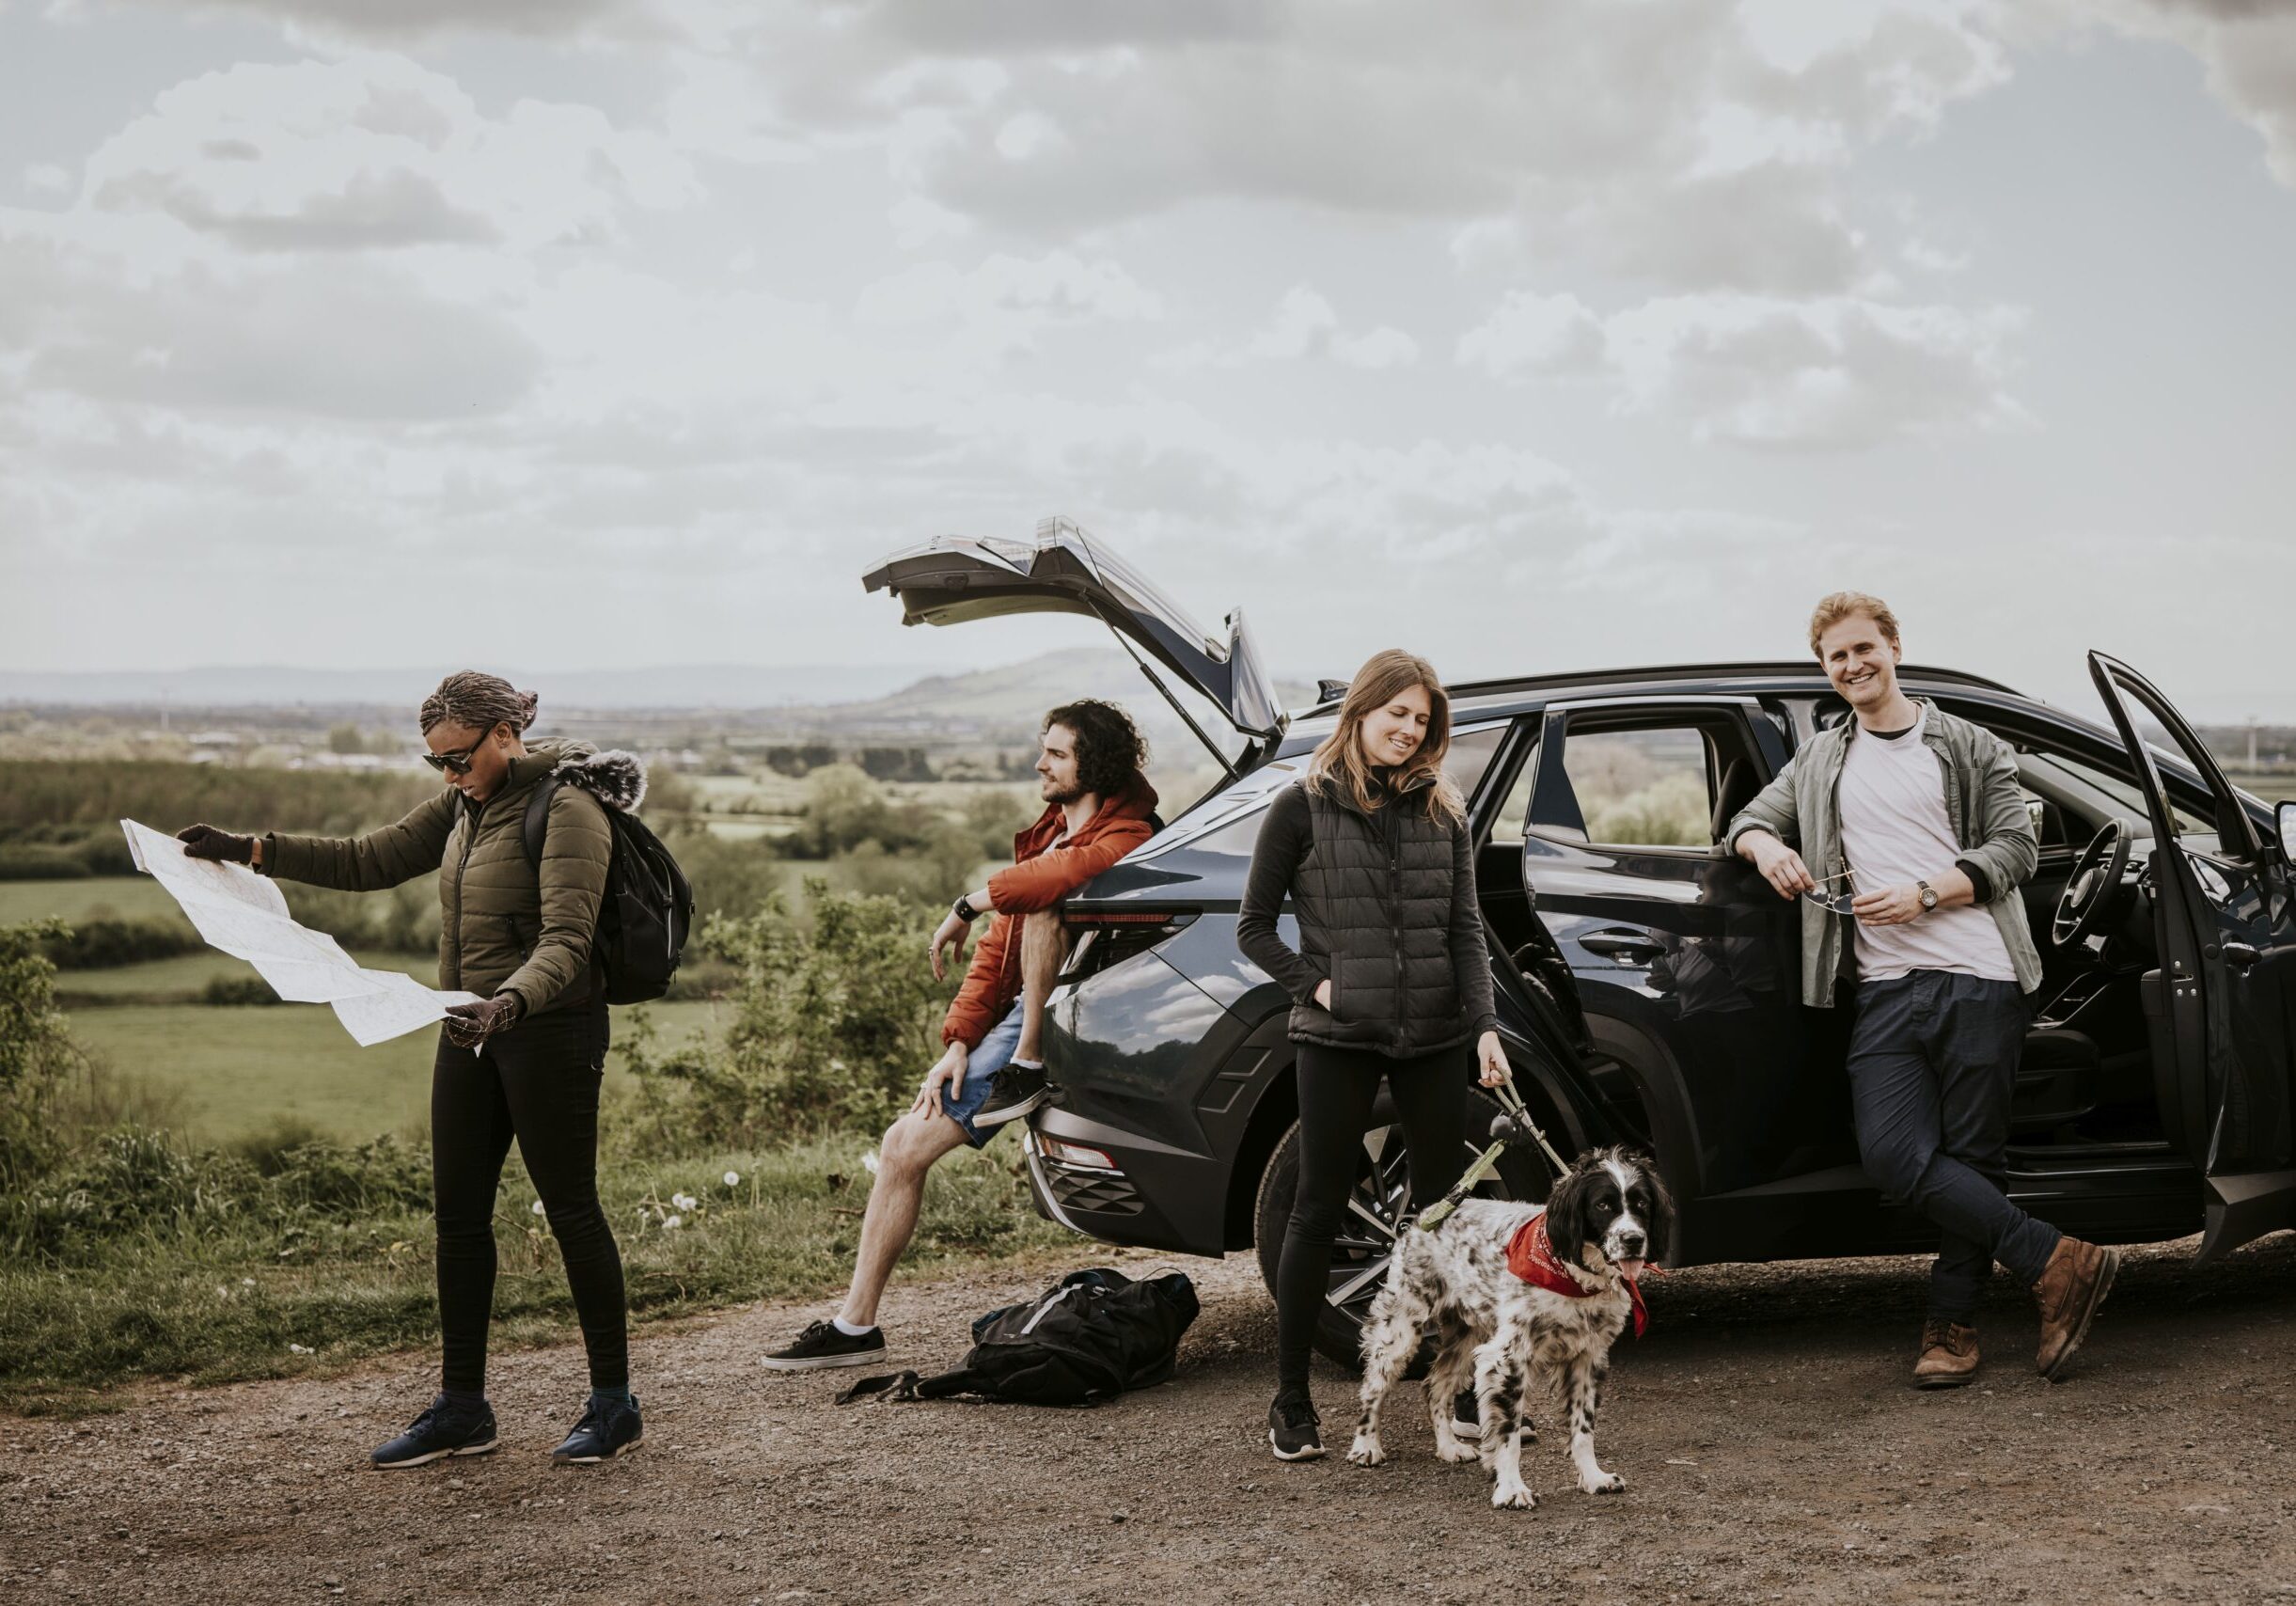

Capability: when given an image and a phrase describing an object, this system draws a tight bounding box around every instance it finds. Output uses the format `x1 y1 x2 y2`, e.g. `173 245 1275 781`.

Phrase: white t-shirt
1835 707 2017 984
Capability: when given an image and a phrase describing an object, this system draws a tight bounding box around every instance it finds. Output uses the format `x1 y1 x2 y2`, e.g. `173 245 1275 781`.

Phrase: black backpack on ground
521 777 695 1005
836 1268 1200 1408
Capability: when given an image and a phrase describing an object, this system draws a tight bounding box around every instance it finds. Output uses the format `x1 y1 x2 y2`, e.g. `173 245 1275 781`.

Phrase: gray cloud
95 165 499 249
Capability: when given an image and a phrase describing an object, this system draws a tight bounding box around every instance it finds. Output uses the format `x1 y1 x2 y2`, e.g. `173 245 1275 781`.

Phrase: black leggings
431 996 628 1394
1275 1041 1469 1393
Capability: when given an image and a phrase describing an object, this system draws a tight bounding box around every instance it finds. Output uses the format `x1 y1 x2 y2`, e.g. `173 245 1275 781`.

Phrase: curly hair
1042 700 1148 797
1807 590 1900 658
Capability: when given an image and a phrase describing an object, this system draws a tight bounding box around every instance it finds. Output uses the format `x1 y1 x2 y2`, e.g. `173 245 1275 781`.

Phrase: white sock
832 1317 875 1338
1009 1057 1044 1071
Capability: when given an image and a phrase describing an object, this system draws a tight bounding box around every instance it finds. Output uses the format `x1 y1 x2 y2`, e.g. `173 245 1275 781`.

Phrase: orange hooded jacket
941 774 1160 1049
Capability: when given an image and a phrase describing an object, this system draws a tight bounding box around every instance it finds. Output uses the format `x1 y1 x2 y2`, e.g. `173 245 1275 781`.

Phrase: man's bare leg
837 1107 969 1330
1012 907 1070 1065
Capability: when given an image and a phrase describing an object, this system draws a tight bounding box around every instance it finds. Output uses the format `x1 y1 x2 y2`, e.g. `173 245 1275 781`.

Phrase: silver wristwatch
1916 879 1938 912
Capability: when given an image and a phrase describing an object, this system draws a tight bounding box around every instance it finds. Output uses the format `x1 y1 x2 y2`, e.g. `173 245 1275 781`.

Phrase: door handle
2219 940 2260 971
1580 929 1665 965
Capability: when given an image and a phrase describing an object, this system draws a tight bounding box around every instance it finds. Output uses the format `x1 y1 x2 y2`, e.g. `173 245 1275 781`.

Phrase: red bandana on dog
1505 1212 1648 1338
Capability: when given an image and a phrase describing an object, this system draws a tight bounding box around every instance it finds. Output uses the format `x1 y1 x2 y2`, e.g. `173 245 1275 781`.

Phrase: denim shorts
936 1000 1023 1149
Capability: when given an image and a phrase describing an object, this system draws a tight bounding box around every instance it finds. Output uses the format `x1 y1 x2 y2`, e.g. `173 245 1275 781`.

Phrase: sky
3 0 2294 724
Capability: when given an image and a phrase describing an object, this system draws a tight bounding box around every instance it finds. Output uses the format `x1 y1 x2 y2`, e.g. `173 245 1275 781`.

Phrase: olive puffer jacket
260 743 642 1018
1236 774 1497 1058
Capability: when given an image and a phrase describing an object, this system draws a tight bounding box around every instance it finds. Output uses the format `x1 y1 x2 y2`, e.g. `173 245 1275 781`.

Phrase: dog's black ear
1630 1150 1676 1262
1542 1154 1598 1268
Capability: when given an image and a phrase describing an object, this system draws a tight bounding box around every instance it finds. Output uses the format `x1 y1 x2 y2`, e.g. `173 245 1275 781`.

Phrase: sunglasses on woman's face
1801 867 1860 915
422 732 493 776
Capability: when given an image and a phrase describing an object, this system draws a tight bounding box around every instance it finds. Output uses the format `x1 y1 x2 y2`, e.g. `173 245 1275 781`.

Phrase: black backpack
521 778 695 1005
837 1268 1199 1408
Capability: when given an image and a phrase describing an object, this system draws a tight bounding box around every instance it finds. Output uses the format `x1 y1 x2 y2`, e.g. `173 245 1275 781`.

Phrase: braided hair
418 671 539 738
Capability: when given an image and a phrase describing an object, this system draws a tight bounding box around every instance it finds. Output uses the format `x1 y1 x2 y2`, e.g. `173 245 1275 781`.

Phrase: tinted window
1558 726 1715 847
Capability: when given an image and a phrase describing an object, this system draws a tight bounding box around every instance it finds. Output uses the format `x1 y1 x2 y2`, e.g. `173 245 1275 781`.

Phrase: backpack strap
520 774 563 872
834 1367 984 1405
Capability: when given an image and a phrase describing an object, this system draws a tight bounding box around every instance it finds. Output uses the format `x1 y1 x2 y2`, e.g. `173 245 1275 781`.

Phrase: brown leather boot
1912 1317 1979 1389
2032 1235 2119 1380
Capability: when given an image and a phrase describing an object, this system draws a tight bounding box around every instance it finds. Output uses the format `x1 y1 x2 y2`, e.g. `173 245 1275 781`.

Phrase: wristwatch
951 893 980 923
1916 879 1938 912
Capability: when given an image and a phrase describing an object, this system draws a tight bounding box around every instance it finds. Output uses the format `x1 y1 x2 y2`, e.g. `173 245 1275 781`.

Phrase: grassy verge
0 1132 1073 1416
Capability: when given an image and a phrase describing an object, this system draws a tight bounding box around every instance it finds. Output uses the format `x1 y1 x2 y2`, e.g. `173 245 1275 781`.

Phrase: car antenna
1068 524 1243 785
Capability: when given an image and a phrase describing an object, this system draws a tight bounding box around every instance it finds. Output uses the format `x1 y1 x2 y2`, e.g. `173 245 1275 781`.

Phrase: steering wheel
2052 817 2133 947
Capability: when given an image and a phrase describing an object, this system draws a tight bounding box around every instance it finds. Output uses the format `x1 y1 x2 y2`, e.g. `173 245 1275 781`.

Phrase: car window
1442 723 1505 803
2014 746 2210 837
1559 727 1714 846
1485 729 1542 847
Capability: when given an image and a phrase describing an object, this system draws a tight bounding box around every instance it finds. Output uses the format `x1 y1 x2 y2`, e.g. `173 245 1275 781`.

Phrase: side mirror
2278 800 2296 868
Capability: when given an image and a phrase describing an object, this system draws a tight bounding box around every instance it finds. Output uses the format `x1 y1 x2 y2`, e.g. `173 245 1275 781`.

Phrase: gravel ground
8 1232 2296 1606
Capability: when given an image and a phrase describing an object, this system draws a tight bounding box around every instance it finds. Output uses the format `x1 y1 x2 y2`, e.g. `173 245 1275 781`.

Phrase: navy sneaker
762 1319 886 1371
970 1062 1051 1128
371 1394 498 1470
551 1393 643 1464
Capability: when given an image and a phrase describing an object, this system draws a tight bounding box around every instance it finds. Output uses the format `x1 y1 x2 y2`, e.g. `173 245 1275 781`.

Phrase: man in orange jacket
763 699 1160 1371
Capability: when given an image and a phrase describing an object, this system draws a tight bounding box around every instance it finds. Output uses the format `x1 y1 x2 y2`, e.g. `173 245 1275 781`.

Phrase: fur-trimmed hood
539 742 648 813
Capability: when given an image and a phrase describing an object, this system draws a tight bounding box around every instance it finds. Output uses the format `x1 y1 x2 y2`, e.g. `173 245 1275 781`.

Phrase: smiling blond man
1726 592 2118 1388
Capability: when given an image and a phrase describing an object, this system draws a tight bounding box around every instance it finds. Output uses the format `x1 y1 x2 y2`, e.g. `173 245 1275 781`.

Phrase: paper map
119 819 481 1046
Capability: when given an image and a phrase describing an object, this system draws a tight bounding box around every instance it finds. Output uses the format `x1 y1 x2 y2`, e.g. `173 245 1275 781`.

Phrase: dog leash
1416 1076 1569 1231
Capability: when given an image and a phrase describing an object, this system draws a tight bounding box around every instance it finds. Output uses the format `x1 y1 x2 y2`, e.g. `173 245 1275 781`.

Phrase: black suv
867 523 2296 1364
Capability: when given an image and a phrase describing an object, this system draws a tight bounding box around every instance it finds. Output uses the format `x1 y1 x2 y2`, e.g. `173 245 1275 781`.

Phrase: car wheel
1251 1089 1553 1373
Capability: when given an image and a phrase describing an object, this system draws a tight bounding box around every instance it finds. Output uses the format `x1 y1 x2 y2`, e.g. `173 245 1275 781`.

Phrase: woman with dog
1237 648 1508 1461
174 671 646 1469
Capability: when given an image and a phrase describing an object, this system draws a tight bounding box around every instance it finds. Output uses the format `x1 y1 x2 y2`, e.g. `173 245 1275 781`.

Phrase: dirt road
8 1233 2296 1605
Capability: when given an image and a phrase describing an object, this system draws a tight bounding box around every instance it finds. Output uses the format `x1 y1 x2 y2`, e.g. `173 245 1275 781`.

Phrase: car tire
1251 1088 1554 1374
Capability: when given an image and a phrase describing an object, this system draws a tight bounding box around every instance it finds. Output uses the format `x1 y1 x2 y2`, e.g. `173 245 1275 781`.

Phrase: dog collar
1504 1213 1648 1338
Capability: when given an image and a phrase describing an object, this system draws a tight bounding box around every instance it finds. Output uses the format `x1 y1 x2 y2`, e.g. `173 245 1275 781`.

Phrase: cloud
1458 288 2025 449
1161 286 1421 371
179 0 660 42
2122 0 2296 185
81 54 700 255
855 251 1164 333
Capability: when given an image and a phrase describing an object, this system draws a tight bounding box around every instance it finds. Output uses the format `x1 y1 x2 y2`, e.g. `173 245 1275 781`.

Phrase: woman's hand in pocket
1475 1030 1508 1088
1313 977 1332 1011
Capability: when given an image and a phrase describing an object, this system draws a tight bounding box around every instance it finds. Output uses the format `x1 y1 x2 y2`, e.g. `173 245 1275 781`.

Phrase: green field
66 999 728 1145
0 876 181 926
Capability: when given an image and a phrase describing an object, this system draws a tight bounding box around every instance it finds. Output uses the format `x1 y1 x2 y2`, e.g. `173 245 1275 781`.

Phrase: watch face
1920 888 1938 908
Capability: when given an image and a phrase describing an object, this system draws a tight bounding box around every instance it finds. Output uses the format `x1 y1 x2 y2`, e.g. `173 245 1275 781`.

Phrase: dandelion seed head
240 1277 255 1286
723 1171 741 1188
662 1214 684 1230
289 1343 313 1355
672 1191 698 1211
531 1199 547 1216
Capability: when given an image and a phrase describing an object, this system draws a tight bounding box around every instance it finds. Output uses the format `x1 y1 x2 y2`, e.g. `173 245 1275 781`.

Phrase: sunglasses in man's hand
1801 867 1860 916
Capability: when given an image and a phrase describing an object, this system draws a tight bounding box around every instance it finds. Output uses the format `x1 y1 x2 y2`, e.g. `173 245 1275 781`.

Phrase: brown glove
443 994 523 1047
177 824 256 863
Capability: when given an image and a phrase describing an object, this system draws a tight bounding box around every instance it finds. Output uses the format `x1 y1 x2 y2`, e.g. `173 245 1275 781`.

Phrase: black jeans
1847 970 2061 1322
1275 1041 1469 1393
432 995 629 1393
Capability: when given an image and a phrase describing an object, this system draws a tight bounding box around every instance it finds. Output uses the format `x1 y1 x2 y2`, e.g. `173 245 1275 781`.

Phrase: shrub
40 918 203 970
0 846 91 879
620 879 952 1150
200 976 281 1006
0 920 85 1187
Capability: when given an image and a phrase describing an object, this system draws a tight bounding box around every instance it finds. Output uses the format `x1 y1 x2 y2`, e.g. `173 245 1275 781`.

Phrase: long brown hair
1304 648 1464 823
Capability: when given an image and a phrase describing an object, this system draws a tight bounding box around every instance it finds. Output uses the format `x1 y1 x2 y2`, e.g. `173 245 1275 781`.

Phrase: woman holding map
176 671 647 1469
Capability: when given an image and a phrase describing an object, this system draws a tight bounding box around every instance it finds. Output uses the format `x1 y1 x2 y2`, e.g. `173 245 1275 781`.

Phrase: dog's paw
1434 1438 1480 1465
1580 1469 1626 1495
1345 1434 1385 1467
1491 1479 1539 1511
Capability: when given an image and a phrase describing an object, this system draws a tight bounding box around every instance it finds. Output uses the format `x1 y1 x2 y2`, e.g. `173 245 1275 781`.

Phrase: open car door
2087 651 2296 1259
862 518 1284 775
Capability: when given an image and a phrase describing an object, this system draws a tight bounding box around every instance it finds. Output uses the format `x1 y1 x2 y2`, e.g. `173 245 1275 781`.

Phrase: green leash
1416 1078 1569 1231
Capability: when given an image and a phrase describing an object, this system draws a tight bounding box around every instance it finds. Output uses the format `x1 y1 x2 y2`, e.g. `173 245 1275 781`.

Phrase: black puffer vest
1288 779 1470 1056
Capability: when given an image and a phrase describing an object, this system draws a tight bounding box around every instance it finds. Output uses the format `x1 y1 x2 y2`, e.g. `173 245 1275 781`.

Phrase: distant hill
0 662 951 710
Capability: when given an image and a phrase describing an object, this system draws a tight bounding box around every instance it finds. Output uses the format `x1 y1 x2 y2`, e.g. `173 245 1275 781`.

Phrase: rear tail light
1039 1135 1119 1171
1059 909 1195 979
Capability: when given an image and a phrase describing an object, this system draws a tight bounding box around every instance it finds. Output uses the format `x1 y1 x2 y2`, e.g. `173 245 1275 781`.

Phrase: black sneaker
1451 1388 1482 1440
1267 1389 1325 1461
970 1062 1051 1128
370 1394 498 1470
551 1393 643 1464
761 1319 887 1371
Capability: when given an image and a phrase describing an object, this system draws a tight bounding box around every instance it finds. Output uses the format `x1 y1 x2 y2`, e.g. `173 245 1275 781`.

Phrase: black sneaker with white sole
551 1393 642 1465
1267 1389 1325 1461
969 1062 1050 1128
761 1319 887 1371
370 1394 498 1470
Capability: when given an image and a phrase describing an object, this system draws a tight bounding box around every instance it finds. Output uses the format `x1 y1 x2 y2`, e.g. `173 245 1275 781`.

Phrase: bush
0 847 91 879
40 918 204 970
621 879 952 1150
200 976 281 1007
0 920 85 1187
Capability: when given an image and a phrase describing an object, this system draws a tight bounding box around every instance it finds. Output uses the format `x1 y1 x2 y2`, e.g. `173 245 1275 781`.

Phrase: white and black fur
1347 1146 1674 1510
550 748 647 812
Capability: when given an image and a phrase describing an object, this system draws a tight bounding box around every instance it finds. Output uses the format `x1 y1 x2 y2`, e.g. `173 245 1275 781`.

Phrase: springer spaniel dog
1347 1147 1673 1510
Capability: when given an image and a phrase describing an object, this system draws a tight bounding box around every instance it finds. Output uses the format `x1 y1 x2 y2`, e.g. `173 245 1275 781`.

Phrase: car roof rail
1298 660 2023 715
